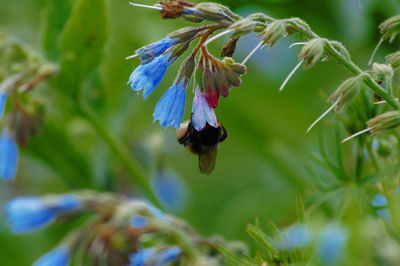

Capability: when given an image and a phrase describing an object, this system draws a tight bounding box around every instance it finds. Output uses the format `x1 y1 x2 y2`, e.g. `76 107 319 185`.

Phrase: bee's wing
198 148 217 175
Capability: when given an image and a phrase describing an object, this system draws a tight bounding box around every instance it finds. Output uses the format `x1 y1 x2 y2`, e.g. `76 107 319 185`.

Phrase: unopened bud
221 37 239 57
203 68 219 108
166 42 190 61
386 51 400 69
195 65 204 91
286 18 311 35
160 0 187 19
224 67 241 87
262 20 286 48
229 18 257 37
168 27 200 43
194 3 228 22
229 63 247 75
377 138 396 157
177 57 195 86
215 65 230 97
371 63 393 89
380 15 400 42
298 38 325 68
329 76 362 112
368 111 400 135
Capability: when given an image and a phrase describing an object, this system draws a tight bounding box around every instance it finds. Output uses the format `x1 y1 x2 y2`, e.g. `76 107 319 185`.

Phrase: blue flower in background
128 52 174 99
318 224 348 266
135 38 178 64
142 201 168 222
33 246 70 266
152 171 188 212
5 194 81 234
129 247 181 266
191 85 218 131
0 92 7 119
131 215 148 229
0 129 18 180
280 223 312 250
153 78 187 128
372 194 388 207
372 193 391 221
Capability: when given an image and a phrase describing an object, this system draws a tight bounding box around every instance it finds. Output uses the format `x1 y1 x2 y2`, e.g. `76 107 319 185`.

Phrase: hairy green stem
289 20 399 110
77 96 163 209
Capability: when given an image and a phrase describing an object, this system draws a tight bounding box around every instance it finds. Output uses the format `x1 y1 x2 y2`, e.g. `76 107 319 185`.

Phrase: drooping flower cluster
4 191 245 265
127 2 247 132
0 36 58 181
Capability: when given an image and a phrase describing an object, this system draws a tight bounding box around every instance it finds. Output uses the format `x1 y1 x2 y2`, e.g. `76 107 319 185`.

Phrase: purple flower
0 129 18 180
153 78 187 128
0 92 7 119
128 52 174 99
191 85 218 131
5 194 81 234
135 38 178 64
33 246 70 266
129 247 181 266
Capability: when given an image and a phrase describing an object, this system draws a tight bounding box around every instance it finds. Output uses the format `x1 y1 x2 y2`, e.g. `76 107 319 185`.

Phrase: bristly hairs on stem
289 42 308 48
204 29 234 46
129 2 162 11
125 54 140 60
307 99 340 133
241 40 264 65
341 127 373 144
368 38 384 66
279 60 304 91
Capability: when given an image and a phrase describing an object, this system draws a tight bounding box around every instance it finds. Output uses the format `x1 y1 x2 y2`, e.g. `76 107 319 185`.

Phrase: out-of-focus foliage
1 0 400 265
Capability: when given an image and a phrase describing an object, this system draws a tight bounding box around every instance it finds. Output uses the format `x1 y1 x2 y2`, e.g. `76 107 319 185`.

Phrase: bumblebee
177 121 228 175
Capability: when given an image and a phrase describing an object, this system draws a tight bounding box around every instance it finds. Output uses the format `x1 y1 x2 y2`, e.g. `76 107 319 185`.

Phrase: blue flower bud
152 170 188 212
129 247 181 266
153 78 187 128
129 248 156 266
280 223 312 250
0 129 18 180
5 194 81 234
130 215 148 229
33 246 70 266
135 38 178 64
192 85 218 131
128 52 174 99
372 194 387 207
318 225 348 266
0 92 7 119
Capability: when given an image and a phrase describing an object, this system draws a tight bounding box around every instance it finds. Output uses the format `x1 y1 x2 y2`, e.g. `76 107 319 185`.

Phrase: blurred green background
0 0 400 264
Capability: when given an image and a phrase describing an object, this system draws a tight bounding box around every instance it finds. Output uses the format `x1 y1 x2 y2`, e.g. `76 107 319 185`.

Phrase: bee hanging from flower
127 0 251 174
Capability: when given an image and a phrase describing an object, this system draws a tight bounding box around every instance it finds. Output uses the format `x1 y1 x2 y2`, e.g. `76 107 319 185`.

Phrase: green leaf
40 0 72 60
245 224 275 253
296 195 306 223
217 246 248 266
58 0 108 95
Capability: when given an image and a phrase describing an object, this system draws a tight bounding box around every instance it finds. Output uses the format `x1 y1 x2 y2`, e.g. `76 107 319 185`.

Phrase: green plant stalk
289 20 400 110
77 97 163 209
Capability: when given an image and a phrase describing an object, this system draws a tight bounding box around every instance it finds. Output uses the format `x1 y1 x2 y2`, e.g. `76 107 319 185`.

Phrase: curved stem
77 91 163 209
288 20 399 110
